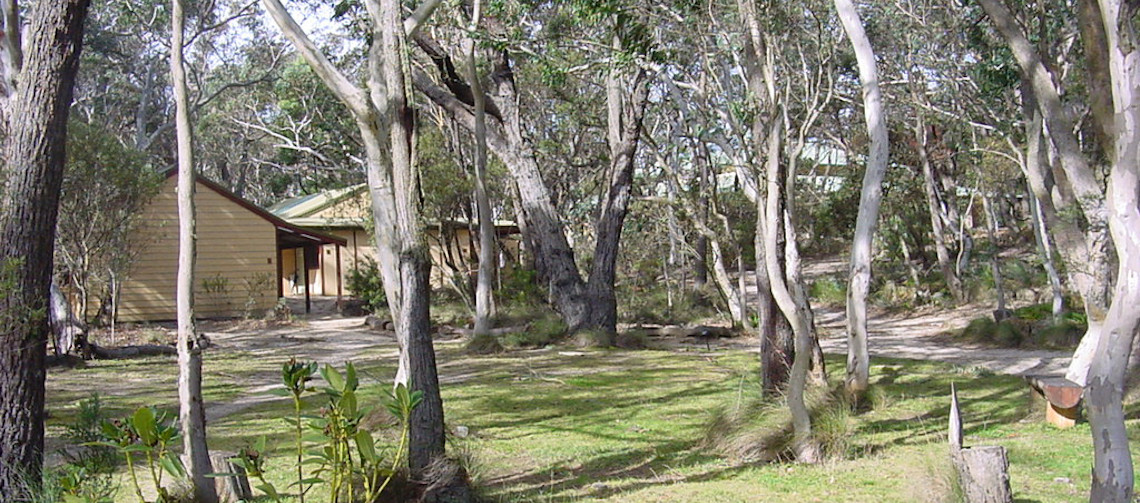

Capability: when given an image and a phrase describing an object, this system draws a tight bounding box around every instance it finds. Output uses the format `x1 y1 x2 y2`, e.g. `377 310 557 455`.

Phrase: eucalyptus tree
170 0 218 500
55 121 161 326
644 6 755 330
0 0 91 497
1084 3 1140 498
412 0 657 336
736 0 842 461
977 0 1113 386
834 0 888 399
461 0 497 339
260 1 470 496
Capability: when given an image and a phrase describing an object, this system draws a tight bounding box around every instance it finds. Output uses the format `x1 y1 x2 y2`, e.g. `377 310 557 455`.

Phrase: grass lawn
45 339 1139 502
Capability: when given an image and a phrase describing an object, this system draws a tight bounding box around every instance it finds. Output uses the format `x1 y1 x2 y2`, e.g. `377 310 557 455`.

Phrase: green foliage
304 363 422 503
38 394 119 503
241 273 274 319
959 309 1085 349
808 276 847 307
98 407 185 503
57 121 160 325
496 265 544 307
346 257 387 313
495 308 566 349
803 176 861 254
281 358 317 502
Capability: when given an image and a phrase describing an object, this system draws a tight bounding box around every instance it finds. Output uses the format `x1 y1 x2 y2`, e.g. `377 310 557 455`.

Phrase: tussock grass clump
703 385 867 463
465 333 504 355
572 329 615 348
959 307 1085 349
615 331 648 349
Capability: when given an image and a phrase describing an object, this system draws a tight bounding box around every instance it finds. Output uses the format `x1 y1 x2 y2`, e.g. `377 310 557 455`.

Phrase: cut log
1024 374 1083 428
952 446 1013 503
181 451 251 503
89 343 178 359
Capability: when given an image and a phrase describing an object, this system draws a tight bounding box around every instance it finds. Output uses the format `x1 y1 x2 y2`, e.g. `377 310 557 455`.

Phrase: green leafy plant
227 437 281 503
306 362 423 503
277 358 318 502
50 394 119 503
311 362 364 503
363 383 423 501
346 258 387 313
97 407 185 503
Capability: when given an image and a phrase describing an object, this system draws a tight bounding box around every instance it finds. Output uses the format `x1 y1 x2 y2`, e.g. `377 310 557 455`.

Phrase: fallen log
89 343 177 359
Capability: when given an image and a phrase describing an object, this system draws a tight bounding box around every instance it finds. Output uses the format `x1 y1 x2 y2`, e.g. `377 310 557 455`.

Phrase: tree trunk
760 119 817 463
834 0 888 399
978 0 1113 386
1084 2 1138 499
170 1 218 500
464 2 496 339
0 0 88 498
915 120 964 302
982 193 1007 316
582 46 650 336
262 0 457 491
755 233 794 397
411 43 599 333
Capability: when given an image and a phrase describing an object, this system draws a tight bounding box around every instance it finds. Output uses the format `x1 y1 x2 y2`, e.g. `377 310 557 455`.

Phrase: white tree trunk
464 1 496 337
171 1 217 500
835 0 888 398
761 117 817 463
264 0 458 490
1085 2 1138 499
977 0 1113 386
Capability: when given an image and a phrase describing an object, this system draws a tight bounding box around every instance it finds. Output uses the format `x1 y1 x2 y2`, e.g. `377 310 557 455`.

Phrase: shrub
809 276 846 307
1030 320 1085 349
960 317 996 343
572 329 615 348
497 265 543 306
465 333 504 354
993 321 1023 347
346 257 387 313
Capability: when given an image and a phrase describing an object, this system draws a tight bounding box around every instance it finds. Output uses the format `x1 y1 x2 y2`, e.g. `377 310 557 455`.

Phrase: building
268 185 521 295
110 172 344 322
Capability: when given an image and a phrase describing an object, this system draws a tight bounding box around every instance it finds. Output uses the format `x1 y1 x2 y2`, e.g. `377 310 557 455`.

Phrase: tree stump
181 451 252 503
952 446 1013 503
949 384 1012 503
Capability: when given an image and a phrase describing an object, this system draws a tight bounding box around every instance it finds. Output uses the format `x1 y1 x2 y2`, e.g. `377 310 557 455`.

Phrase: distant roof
267 184 367 220
269 185 519 233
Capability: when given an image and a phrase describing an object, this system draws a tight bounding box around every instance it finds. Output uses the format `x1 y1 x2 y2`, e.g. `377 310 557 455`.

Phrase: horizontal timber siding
111 177 278 322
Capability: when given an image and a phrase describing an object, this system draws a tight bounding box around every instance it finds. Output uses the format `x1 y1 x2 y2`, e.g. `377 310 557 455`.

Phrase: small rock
454 425 469 438
590 482 608 491
1053 477 1072 484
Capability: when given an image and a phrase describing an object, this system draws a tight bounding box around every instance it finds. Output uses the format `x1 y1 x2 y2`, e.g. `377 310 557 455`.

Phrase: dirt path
812 303 1072 376
203 313 398 421
201 297 1073 423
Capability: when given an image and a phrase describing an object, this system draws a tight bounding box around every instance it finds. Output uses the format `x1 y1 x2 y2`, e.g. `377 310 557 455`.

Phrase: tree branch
260 0 368 117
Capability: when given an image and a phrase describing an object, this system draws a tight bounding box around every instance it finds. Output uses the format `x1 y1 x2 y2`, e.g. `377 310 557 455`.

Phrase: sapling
276 358 318 502
97 407 185 503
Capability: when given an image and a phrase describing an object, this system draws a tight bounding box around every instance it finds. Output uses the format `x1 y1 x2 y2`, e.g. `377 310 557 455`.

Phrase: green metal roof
267 184 367 219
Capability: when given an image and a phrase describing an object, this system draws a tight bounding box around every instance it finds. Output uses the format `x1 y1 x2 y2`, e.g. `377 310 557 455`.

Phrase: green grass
45 342 1140 502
